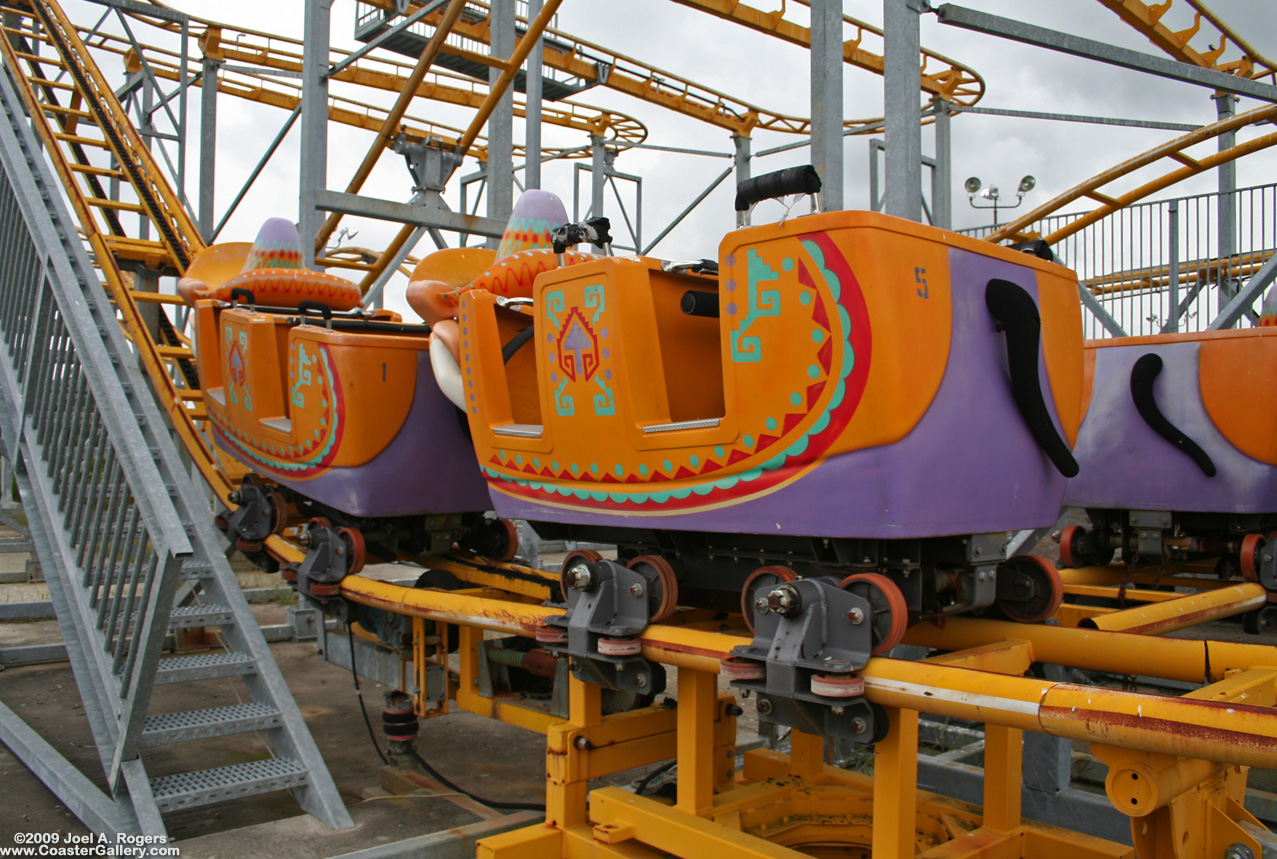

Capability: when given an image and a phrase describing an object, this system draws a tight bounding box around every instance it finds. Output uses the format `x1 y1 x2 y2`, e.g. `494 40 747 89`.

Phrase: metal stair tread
148 758 308 812
152 651 255 684
140 702 281 747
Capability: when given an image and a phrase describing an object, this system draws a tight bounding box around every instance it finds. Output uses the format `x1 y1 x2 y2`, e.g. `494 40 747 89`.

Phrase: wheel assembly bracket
296 520 351 599
222 479 280 545
543 559 660 695
729 576 880 742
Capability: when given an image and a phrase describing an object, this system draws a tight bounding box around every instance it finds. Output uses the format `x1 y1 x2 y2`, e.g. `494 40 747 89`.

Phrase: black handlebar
229 287 255 306
552 216 613 254
297 300 333 322
735 165 822 212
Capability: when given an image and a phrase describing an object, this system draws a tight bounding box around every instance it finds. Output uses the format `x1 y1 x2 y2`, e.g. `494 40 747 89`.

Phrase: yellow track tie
27 77 74 91
177 389 205 401
156 345 194 360
52 131 108 148
14 50 62 66
42 103 91 120
86 196 145 213
71 163 124 178
130 291 185 306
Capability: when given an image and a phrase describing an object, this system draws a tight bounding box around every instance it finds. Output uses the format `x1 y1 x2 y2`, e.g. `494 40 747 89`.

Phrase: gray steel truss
0 59 351 836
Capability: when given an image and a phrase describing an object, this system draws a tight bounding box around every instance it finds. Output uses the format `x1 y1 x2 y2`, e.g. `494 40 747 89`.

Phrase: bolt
766 584 802 617
629 583 644 598
1224 845 1255 859
573 736 593 751
725 703 744 717
851 717 868 734
846 607 864 625
228 490 242 505
297 530 313 547
756 699 773 715
634 674 647 688
335 545 344 556
566 567 594 591
753 597 768 613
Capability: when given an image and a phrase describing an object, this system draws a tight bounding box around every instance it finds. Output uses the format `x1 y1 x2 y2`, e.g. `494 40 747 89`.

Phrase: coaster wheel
266 491 288 535
338 526 366 576
996 555 1064 624
1058 524 1085 569
308 516 332 530
559 549 603 602
837 572 908 655
234 537 263 554
740 566 799 633
477 518 519 562
1240 532 1266 583
627 555 679 623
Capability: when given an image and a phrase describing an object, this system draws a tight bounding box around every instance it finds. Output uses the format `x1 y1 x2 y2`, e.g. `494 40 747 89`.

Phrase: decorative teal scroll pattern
585 283 614 415
730 249 781 362
290 341 314 408
547 289 574 415
584 283 605 322
546 290 565 330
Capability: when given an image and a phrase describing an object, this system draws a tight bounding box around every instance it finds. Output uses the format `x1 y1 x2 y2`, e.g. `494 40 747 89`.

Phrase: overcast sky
60 0 1277 313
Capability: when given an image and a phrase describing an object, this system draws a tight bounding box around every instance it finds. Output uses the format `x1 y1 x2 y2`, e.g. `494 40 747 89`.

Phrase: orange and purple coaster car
186 218 490 518
459 208 1084 540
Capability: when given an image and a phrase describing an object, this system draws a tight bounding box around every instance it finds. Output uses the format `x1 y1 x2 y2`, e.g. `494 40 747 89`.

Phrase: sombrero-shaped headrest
215 218 363 311
494 189 569 259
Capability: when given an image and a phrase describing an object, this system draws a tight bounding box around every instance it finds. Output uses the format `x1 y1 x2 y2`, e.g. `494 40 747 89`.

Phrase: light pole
965 175 1036 228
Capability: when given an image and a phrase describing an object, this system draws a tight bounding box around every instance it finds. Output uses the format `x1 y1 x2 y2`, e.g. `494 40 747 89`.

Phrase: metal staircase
0 33 351 838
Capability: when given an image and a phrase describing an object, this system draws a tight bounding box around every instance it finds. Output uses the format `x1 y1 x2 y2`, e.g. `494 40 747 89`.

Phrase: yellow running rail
1096 0 1277 84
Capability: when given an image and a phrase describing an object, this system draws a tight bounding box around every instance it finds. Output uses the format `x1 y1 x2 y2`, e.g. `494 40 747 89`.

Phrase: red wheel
266 491 288 535
628 555 679 623
213 514 228 532
338 526 366 576
1059 524 1084 569
562 549 602 576
996 555 1064 623
481 518 519 563
1241 533 1266 583
740 566 798 633
308 516 332 529
838 572 909 655
234 537 263 554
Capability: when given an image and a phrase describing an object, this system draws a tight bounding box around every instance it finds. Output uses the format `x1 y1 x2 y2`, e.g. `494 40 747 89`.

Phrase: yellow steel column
983 724 1023 831
545 676 600 830
873 707 919 859
789 729 825 779
677 668 717 815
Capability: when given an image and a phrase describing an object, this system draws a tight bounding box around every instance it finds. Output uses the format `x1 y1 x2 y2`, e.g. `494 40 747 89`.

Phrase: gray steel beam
932 98 951 229
732 134 751 186
1208 250 1277 329
525 0 544 190
300 0 332 268
198 56 218 242
487 0 514 229
1167 201 1180 332
0 698 123 833
314 189 505 237
951 104 1200 133
84 0 187 24
883 0 926 220
935 4 1277 103
1216 93 1238 317
810 0 843 211
590 134 606 218
1079 283 1129 336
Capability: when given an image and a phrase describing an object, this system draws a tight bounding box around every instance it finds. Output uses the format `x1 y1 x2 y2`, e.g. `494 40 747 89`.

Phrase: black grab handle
297 300 334 326
985 279 1079 478
735 165 822 212
229 287 255 306
1130 353 1217 477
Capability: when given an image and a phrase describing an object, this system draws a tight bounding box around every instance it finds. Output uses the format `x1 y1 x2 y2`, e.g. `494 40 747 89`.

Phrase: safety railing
962 182 1277 337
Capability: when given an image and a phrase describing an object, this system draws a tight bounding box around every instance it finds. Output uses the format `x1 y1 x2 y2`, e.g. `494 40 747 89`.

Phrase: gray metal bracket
544 559 660 695
730 576 879 742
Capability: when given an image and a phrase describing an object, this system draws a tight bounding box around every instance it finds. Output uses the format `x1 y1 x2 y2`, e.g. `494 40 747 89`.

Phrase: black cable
634 759 677 796
405 746 546 812
348 624 389 766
